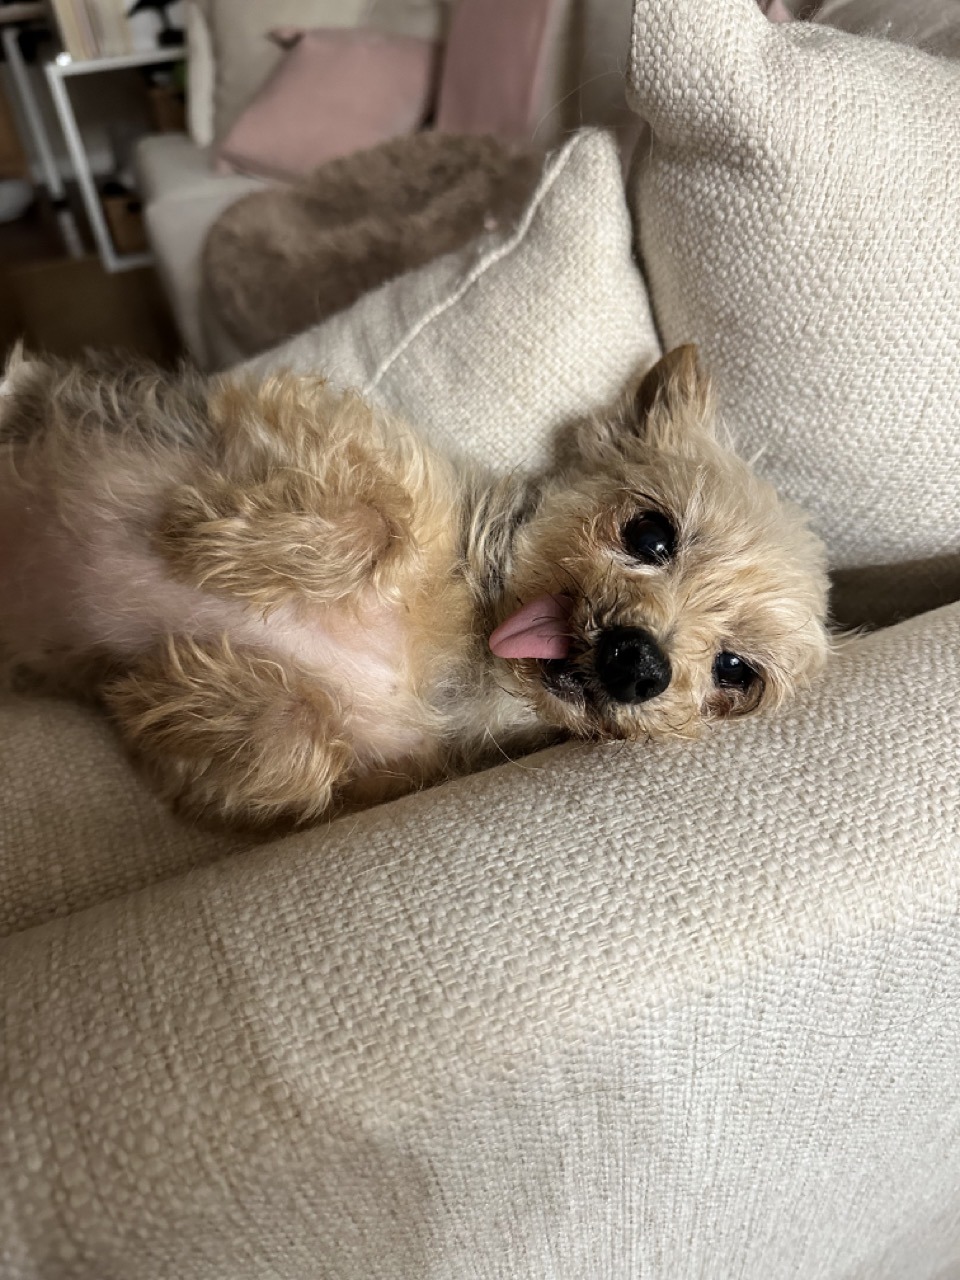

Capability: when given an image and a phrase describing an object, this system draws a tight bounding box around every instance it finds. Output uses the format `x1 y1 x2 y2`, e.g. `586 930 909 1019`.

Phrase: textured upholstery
249 129 660 473
2 604 959 1277
0 691 247 939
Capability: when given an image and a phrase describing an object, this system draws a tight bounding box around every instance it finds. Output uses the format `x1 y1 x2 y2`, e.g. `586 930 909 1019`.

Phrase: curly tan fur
101 636 354 827
0 345 831 830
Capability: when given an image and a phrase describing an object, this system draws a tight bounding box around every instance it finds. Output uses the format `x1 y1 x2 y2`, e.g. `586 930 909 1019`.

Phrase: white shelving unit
0 2 85 257
1 3 184 272
43 46 182 272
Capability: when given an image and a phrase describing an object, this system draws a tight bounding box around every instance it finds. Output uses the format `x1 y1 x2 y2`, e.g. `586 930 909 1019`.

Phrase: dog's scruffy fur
0 345 830 829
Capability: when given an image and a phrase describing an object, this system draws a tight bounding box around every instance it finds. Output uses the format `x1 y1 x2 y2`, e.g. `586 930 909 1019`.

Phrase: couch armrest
3 602 959 1277
136 134 268 366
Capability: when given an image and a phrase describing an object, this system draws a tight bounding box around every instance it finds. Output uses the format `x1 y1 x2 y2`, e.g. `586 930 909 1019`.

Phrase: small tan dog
0 345 829 829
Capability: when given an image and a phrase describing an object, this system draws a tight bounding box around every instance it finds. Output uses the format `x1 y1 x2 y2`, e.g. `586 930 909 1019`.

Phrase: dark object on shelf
0 79 28 181
101 180 147 254
147 83 185 132
127 0 185 48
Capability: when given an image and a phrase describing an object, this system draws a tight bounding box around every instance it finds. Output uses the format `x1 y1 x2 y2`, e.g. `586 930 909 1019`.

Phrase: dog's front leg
154 444 416 612
103 636 352 827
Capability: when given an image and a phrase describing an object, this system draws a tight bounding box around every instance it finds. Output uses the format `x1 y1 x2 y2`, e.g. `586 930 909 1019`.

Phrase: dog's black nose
595 627 671 704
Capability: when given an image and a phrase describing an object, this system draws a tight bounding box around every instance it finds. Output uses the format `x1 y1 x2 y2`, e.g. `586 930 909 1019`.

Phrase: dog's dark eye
713 651 758 691
621 512 676 565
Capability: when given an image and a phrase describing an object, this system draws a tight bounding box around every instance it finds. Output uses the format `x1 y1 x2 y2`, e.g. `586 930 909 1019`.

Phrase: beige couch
3 1 960 1276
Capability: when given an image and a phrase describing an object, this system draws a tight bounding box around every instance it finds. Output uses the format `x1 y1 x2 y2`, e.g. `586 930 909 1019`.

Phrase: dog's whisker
482 726 546 774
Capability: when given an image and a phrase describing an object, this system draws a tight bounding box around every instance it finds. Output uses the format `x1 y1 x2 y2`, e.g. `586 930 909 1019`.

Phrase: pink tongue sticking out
489 594 573 661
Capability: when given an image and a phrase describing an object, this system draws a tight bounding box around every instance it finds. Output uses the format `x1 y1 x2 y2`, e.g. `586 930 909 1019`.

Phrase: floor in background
0 188 181 366
2 256 181 364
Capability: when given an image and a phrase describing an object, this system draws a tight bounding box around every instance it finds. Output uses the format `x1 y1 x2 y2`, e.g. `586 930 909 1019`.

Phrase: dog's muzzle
595 627 671 704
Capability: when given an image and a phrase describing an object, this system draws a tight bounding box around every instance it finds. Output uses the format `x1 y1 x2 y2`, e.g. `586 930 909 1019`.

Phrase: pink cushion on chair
434 0 561 141
216 28 440 182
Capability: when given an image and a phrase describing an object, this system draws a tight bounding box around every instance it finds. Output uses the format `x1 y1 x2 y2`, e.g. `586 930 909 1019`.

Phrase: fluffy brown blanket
201 132 543 361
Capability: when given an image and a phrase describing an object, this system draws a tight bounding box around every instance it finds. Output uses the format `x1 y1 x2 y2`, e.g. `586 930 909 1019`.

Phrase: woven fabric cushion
248 128 661 474
0 691 248 938
3 602 959 1275
216 29 439 182
627 0 960 568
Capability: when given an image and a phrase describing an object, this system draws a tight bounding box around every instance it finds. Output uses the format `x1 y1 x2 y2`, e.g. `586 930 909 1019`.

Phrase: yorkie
0 345 829 828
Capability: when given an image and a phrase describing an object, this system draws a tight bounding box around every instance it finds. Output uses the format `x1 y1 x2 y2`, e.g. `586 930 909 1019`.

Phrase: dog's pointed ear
1 340 39 396
1 343 52 444
572 345 714 469
1 341 26 407
3 339 25 380
631 345 713 447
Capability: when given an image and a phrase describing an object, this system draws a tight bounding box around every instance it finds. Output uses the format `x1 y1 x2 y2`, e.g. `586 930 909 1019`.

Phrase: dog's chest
259 594 468 765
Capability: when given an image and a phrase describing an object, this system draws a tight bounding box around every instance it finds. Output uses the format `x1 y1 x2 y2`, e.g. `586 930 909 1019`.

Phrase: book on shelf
48 0 89 59
48 0 185 60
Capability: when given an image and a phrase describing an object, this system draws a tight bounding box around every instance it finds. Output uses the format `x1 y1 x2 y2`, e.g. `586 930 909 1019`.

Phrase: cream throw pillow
627 0 960 569
250 128 661 474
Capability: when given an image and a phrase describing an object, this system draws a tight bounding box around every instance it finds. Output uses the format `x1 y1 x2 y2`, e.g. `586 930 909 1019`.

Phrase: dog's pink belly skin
0 483 241 656
0 481 429 762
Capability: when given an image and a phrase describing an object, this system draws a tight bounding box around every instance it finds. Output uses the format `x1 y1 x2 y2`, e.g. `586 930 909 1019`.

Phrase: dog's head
492 346 830 740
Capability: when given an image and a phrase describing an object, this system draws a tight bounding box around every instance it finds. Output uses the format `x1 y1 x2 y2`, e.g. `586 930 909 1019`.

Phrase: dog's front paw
155 467 415 610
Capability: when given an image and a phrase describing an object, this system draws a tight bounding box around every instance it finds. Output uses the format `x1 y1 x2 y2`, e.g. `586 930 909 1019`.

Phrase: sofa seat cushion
135 132 245 207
